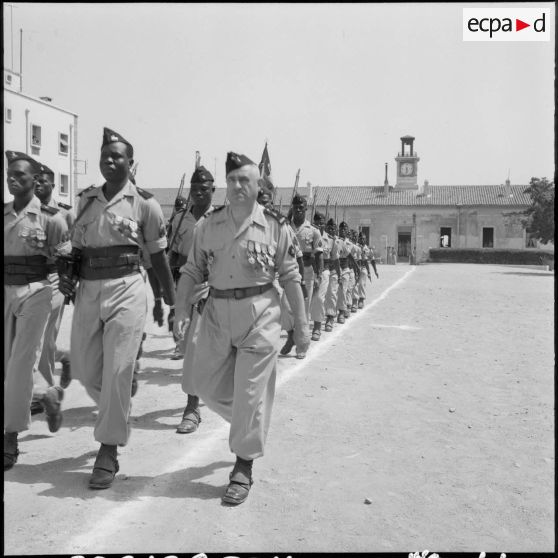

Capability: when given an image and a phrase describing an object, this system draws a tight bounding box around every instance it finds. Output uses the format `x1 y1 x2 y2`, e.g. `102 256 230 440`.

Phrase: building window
31 124 42 147
59 133 69 155
5 108 12 122
5 73 12 85
59 174 69 195
482 227 494 248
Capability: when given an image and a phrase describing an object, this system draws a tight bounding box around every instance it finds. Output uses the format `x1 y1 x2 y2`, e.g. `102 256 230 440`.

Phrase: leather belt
80 245 140 280
4 255 49 284
210 283 273 300
339 257 349 269
302 253 313 265
322 258 330 266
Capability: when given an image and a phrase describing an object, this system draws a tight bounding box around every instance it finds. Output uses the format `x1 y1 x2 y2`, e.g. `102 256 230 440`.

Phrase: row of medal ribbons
247 240 276 271
19 226 47 248
111 214 139 240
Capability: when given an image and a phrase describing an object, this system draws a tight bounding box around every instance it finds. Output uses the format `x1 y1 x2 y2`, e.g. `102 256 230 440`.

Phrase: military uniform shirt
337 237 352 259
320 230 337 260
168 206 199 257
4 196 68 261
48 198 75 230
291 219 323 254
71 180 167 255
183 203 300 290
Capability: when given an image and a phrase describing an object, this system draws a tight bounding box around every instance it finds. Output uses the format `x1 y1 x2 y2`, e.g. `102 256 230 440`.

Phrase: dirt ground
3 263 555 555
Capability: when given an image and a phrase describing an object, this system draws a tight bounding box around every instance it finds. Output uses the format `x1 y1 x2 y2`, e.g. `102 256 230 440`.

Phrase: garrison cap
313 211 325 222
326 218 336 226
102 127 133 154
291 193 307 207
5 150 40 171
37 162 55 176
191 165 214 184
339 221 349 229
225 152 256 176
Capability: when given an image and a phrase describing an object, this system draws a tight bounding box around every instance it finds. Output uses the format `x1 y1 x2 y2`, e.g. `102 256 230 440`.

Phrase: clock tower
395 135 420 189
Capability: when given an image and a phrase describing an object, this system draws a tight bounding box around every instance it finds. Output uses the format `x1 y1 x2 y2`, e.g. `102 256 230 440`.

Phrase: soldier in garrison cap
335 221 352 324
4 151 69 470
168 164 217 434
308 211 339 340
279 193 323 356
33 162 74 394
174 151 309 505
58 128 176 490
323 218 343 331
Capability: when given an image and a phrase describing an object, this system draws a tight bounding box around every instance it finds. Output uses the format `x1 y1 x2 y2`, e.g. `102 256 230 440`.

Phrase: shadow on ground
5 456 233 502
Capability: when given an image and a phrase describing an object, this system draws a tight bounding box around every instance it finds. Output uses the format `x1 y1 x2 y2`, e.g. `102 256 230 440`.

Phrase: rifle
311 184 319 223
195 150 201 169
291 169 300 202
166 172 187 240
325 195 330 221
130 162 139 179
334 202 338 227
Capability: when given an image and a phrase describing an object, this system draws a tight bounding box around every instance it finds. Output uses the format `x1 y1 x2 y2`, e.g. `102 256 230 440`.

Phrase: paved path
4 264 554 554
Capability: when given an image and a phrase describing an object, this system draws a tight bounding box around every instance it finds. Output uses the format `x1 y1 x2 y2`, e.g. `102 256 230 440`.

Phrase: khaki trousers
324 269 339 317
309 268 330 323
4 281 52 432
71 273 147 446
184 289 280 460
336 268 351 312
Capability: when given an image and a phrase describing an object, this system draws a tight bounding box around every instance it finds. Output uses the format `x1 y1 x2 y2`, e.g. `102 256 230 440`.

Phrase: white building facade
4 68 79 206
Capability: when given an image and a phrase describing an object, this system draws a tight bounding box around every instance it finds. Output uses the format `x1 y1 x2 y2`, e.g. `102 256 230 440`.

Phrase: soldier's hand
313 274 322 290
167 308 175 332
153 299 164 326
59 274 77 298
301 282 308 299
293 323 311 355
173 315 190 341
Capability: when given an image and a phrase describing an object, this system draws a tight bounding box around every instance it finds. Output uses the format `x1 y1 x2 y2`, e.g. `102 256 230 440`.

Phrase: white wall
3 87 78 207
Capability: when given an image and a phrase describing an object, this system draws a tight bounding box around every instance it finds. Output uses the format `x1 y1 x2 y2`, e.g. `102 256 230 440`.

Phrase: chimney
422 179 429 197
383 163 389 195
505 178 512 197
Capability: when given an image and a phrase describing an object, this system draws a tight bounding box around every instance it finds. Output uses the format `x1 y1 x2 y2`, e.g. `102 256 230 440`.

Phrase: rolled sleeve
277 223 301 285
141 197 168 254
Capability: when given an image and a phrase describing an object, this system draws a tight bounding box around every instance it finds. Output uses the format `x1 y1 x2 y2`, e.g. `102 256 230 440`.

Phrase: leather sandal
89 445 119 489
222 469 253 505
176 408 201 434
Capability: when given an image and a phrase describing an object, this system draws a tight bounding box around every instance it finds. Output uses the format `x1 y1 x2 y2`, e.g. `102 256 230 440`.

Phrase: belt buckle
234 288 244 300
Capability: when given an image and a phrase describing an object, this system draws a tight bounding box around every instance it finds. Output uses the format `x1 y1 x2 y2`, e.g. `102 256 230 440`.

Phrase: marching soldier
289 194 323 319
174 152 309 505
323 218 342 332
59 128 175 489
309 211 337 341
33 162 74 392
170 165 216 434
336 221 352 324
4 151 68 470
350 229 362 312
356 232 378 308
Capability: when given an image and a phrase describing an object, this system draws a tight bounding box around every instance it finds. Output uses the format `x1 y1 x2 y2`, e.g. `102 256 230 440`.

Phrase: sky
3 2 555 190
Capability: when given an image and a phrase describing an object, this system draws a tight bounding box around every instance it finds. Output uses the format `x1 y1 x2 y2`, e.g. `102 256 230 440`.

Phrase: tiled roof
78 185 531 218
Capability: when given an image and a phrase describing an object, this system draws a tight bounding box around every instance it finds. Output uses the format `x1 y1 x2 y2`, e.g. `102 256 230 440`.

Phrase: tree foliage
523 177 555 244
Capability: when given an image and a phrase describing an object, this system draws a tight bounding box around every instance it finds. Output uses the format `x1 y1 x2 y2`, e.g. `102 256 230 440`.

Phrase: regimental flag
259 142 272 182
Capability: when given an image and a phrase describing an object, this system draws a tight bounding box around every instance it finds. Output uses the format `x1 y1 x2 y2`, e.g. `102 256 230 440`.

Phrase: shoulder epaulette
204 205 226 217
41 204 59 215
78 185 96 197
58 202 72 210
264 206 287 225
135 186 154 200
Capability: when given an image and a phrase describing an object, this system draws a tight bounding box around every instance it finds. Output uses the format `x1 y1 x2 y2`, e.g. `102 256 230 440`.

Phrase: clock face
400 163 414 176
